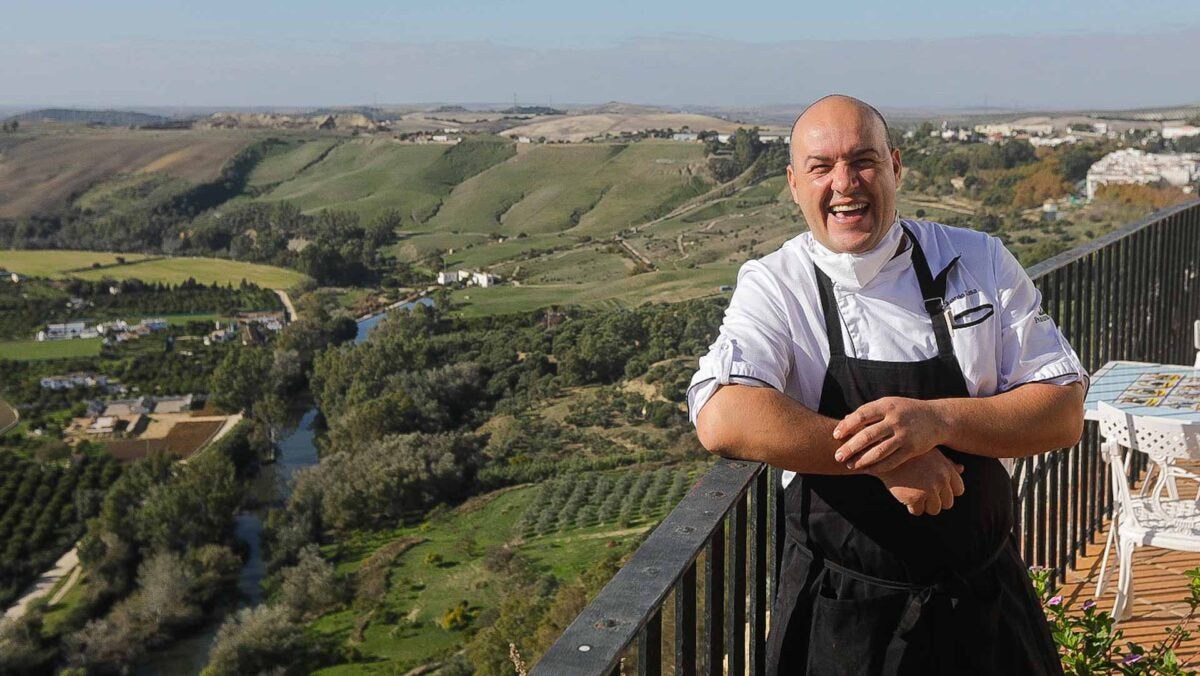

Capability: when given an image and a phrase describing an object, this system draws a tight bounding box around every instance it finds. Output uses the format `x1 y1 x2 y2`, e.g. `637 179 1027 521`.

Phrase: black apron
764 229 1062 676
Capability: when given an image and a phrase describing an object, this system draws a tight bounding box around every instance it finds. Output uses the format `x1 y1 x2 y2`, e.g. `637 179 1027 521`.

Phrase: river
135 298 429 674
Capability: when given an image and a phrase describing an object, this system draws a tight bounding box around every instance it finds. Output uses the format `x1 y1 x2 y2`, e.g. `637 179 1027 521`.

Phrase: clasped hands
831 396 964 516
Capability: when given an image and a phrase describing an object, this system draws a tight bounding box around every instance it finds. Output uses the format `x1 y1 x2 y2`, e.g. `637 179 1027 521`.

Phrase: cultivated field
500 112 779 142
103 419 225 463
0 129 252 218
0 338 103 361
0 250 309 288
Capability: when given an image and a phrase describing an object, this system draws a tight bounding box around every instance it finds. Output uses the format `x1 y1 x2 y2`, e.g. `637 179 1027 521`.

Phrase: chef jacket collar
805 218 909 292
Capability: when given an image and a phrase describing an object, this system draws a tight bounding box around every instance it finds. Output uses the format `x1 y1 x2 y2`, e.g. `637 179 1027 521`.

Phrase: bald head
790 95 891 166
784 93 903 254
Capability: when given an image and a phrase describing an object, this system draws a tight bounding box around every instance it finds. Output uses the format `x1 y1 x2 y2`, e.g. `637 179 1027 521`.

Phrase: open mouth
829 202 870 220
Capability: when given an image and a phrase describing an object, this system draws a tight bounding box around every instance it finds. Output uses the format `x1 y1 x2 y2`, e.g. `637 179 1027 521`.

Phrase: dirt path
274 289 298 322
0 397 18 435
49 564 82 605
3 548 79 622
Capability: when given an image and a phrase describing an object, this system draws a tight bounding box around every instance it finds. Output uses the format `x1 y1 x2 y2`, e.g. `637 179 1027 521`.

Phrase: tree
211 347 273 412
0 610 51 673
292 432 483 531
278 546 345 621
203 605 312 676
252 394 288 447
134 452 239 553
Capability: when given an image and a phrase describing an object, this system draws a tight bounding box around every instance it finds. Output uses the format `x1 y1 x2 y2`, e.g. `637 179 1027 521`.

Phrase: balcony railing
533 199 1200 675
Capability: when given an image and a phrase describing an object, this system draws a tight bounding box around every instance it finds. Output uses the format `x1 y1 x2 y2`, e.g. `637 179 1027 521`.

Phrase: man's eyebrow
803 148 881 164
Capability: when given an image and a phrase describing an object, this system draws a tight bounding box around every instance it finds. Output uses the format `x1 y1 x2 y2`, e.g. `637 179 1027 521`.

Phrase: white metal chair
1194 320 1200 368
1095 401 1200 620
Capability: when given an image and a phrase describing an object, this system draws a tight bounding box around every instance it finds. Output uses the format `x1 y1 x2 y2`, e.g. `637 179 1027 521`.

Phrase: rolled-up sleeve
993 238 1088 392
688 261 793 424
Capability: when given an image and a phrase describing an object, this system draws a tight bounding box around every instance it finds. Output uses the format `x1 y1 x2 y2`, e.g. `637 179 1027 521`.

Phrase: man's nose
830 162 860 194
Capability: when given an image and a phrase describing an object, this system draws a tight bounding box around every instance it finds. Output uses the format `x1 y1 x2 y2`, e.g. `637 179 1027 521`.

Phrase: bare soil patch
0 130 250 218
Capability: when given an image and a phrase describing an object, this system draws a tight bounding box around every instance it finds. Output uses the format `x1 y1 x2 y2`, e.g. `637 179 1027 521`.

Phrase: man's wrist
925 397 957 450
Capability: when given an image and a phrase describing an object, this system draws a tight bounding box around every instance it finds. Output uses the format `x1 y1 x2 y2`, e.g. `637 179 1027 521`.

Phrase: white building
672 133 699 142
1030 135 1078 148
1163 125 1200 140
41 373 109 390
1085 148 1200 200
472 271 496 288
38 321 88 341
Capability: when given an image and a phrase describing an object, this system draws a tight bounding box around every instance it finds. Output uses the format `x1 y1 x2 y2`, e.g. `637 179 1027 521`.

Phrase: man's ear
891 148 903 182
786 163 801 205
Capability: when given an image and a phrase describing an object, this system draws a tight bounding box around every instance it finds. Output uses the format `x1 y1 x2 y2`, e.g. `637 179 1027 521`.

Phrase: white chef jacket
688 219 1087 484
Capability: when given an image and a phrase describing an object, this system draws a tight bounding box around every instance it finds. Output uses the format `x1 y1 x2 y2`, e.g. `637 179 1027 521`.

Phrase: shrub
1031 566 1200 674
439 600 472 631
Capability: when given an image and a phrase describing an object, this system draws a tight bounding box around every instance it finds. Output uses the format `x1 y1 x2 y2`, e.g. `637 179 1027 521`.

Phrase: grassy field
0 251 310 288
0 250 154 276
70 257 310 288
448 263 737 317
0 338 103 361
0 129 252 218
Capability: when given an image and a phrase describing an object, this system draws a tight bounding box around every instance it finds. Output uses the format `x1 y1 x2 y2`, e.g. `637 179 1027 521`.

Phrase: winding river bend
136 300 426 674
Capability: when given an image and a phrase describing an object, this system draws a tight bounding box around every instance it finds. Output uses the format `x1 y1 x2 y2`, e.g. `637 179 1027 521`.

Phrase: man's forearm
930 381 1085 459
695 384 856 474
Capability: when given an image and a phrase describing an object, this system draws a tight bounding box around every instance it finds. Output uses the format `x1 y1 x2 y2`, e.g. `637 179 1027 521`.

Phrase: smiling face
786 96 902 254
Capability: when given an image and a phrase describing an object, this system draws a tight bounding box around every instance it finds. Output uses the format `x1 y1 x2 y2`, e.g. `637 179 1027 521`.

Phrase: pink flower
1048 595 1063 606
1082 599 1097 610
1123 653 1144 665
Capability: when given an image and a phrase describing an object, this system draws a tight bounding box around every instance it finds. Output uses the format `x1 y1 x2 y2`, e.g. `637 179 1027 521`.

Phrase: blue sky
3 1 1199 108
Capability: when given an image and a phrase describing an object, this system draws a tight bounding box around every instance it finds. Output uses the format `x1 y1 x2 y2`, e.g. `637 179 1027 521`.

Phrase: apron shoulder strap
813 266 846 358
902 225 960 358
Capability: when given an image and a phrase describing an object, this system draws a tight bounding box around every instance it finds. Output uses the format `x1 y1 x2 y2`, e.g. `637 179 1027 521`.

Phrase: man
689 95 1084 675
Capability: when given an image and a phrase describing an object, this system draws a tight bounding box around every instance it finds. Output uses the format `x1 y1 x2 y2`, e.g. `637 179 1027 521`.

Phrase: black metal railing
533 199 1200 675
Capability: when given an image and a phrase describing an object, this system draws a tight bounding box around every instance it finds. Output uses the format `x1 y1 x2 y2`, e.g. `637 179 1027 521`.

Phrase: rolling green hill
249 135 516 224
424 141 710 238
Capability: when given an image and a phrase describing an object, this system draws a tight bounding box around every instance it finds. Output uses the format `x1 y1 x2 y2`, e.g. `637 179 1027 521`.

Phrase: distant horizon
3 98 1199 123
5 3 1200 111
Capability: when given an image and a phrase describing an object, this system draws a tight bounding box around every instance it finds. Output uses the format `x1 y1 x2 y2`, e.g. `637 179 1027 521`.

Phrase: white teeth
830 202 868 213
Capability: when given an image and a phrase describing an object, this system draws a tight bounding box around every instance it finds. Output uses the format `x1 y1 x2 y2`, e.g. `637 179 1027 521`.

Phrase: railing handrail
1025 198 1200 280
531 458 763 674
535 199 1200 674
